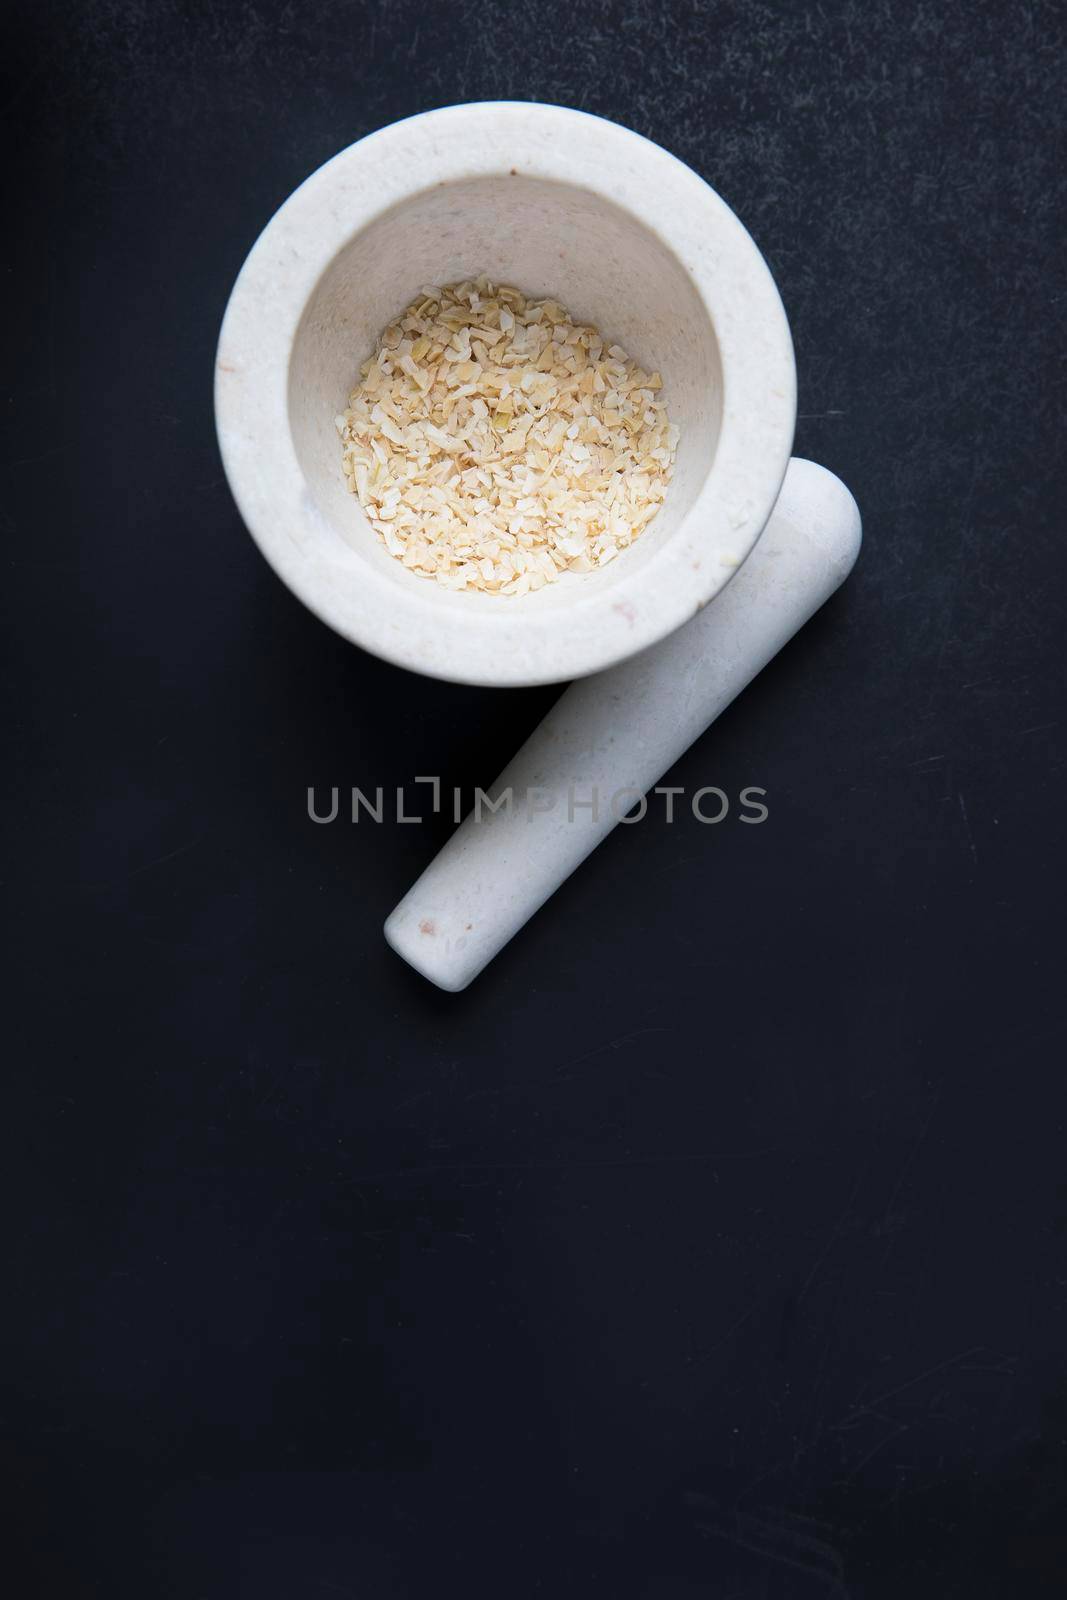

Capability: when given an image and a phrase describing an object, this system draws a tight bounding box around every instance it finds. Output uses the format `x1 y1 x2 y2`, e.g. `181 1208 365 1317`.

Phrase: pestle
385 458 861 990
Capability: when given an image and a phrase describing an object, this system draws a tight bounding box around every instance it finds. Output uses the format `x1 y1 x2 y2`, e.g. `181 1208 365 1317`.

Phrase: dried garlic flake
336 278 678 594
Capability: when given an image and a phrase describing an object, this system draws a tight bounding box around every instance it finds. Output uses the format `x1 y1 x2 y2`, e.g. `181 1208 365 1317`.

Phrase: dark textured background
5 1 1067 1595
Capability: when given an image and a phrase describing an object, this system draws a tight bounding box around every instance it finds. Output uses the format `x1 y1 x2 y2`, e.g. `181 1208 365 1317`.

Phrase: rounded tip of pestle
384 908 476 993
783 458 863 577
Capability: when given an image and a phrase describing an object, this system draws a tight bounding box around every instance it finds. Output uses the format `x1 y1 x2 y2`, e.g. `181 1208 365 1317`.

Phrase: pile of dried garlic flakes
336 277 678 595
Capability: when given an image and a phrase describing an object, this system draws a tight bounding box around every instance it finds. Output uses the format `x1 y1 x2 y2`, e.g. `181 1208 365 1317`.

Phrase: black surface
5 2 1067 1595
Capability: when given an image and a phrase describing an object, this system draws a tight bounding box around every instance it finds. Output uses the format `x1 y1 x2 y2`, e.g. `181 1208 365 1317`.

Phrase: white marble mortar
215 102 797 686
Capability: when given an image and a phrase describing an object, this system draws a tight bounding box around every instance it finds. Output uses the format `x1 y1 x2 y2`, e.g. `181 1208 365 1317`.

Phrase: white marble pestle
385 458 861 990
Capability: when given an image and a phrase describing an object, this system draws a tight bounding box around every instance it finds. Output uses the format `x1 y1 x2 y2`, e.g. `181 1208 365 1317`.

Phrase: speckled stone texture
5 3 1066 1598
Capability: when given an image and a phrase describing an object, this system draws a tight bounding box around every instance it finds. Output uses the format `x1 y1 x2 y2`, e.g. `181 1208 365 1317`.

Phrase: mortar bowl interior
288 173 722 618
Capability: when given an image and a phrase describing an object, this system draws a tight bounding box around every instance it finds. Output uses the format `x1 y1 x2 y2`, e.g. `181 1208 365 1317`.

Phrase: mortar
215 101 797 687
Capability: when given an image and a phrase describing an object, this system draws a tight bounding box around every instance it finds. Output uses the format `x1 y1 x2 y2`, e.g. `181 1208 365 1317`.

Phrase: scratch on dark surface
840 1344 987 1427
797 1175 863 1307
131 835 207 875
547 1023 672 1074
340 1145 782 1186
84 833 207 890
687 1493 848 1595
957 791 978 863
0 444 64 469
391 1088 433 1113
959 1353 1017 1375
804 1323 839 1466
961 672 1033 692
840 1417 910 1485
688 1301 758 1369
878 1082 943 1266
464 1025 671 1099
